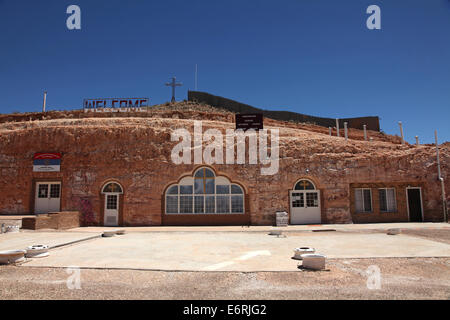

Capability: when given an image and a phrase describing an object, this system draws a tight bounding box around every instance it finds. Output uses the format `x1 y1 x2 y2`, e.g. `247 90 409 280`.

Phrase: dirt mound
0 101 404 144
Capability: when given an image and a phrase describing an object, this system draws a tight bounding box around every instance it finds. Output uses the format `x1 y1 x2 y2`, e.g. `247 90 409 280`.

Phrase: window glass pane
167 185 178 195
363 189 372 212
387 188 396 212
204 169 214 177
104 183 122 193
166 196 178 213
355 189 364 212
194 179 204 194
306 192 318 207
205 179 215 194
205 196 215 213
216 195 230 213
180 185 193 194
216 185 230 194
194 169 204 178
38 184 48 198
231 195 243 213
295 180 315 190
231 184 243 194
179 196 193 213
106 195 117 209
194 196 204 213
292 193 304 208
379 189 387 212
50 184 60 198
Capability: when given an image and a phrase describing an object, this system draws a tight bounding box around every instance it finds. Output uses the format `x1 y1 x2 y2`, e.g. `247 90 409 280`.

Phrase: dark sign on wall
235 113 263 131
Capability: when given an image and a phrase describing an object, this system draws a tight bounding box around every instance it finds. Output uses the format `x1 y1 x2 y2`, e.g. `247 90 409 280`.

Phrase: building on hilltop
0 103 448 226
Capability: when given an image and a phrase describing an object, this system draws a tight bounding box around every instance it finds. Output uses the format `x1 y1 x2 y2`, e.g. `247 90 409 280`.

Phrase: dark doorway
407 188 423 222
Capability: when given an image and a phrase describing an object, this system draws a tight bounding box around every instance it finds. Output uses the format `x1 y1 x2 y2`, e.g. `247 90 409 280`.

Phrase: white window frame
355 188 373 213
378 188 397 213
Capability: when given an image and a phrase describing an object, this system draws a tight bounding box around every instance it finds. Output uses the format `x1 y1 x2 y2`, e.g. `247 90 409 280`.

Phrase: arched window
165 167 244 214
102 182 123 194
294 179 315 190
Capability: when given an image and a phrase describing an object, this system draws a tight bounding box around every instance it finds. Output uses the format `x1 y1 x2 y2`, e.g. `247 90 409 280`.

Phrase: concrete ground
19 231 450 271
0 231 100 251
0 223 449 272
1 257 449 299
0 223 449 299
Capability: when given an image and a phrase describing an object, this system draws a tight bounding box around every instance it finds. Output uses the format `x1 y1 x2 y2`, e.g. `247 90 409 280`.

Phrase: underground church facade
0 110 448 226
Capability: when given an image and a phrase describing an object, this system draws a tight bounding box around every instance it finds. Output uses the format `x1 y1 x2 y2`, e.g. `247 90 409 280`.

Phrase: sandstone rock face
0 104 448 226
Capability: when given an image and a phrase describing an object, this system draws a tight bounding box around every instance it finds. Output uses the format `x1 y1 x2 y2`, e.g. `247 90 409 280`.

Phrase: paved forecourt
0 231 100 251
19 229 450 272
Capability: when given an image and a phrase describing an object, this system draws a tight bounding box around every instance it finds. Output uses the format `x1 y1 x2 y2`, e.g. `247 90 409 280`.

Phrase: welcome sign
83 97 149 112
33 153 61 172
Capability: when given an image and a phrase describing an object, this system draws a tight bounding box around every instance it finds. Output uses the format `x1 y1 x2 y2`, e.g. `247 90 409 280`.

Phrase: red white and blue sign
33 153 61 172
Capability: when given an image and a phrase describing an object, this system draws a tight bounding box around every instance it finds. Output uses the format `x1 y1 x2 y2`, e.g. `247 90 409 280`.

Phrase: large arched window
165 167 244 214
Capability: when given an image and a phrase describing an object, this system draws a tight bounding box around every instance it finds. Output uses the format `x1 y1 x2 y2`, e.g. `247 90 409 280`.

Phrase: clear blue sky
0 0 449 143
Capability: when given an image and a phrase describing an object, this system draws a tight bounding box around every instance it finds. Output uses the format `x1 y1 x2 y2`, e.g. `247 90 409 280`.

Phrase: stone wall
0 116 448 226
22 211 80 230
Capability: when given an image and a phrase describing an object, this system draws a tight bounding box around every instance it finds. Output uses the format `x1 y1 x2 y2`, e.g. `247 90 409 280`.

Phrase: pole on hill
398 121 405 145
435 130 447 222
42 91 47 113
195 64 198 91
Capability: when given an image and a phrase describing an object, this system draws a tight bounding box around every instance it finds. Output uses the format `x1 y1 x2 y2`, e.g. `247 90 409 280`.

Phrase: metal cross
300 180 309 190
165 77 183 102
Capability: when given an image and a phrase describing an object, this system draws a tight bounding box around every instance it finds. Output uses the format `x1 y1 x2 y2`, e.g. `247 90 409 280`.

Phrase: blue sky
0 0 449 143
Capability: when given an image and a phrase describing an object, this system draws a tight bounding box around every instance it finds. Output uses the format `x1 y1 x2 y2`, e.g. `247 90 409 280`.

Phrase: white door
35 182 61 214
104 194 119 226
290 190 321 224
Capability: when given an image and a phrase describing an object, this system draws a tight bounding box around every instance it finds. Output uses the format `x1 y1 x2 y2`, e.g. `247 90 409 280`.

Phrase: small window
292 193 304 208
38 184 48 198
306 192 319 207
355 188 372 213
102 183 123 193
294 180 315 190
50 184 60 198
106 195 118 210
379 188 397 212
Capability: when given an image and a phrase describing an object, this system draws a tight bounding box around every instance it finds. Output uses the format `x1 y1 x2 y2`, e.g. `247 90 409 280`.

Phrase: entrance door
35 182 61 214
290 190 321 224
104 194 119 226
407 188 423 222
